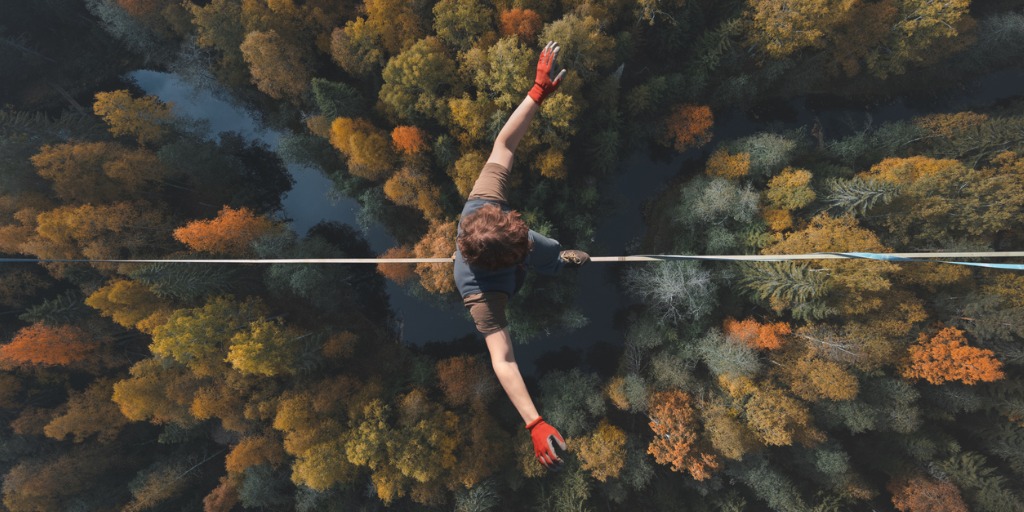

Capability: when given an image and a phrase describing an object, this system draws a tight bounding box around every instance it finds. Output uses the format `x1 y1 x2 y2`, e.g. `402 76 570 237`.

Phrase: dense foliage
2 0 1024 510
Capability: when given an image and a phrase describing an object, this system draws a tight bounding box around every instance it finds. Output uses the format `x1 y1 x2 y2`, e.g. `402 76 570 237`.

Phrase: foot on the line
558 249 590 267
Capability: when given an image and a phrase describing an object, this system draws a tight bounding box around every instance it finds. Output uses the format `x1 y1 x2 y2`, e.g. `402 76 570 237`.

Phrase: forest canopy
1 0 1024 510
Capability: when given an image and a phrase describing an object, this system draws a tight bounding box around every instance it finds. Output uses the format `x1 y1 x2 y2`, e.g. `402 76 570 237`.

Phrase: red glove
528 41 567 105
526 416 567 469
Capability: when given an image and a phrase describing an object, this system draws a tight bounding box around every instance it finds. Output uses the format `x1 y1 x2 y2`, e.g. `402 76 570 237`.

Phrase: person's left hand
526 416 567 469
528 41 567 105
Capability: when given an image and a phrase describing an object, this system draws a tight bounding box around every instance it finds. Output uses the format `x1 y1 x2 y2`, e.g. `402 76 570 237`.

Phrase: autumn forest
2 0 1024 510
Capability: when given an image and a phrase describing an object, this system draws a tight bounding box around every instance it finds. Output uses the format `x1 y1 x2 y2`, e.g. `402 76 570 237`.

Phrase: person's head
457 204 531 270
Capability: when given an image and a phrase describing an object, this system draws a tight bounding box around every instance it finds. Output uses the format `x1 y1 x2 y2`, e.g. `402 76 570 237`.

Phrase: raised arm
486 41 567 170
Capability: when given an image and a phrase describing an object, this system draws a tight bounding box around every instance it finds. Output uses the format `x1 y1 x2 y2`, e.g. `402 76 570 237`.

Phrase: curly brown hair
457 204 531 270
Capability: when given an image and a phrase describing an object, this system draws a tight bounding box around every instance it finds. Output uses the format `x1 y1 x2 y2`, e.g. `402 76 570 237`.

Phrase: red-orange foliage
0 324 99 368
117 0 162 17
413 220 456 294
391 126 429 155
902 327 1005 385
11 406 53 436
377 245 417 285
889 476 968 512
322 331 358 360
663 104 714 152
647 390 719 480
203 476 241 512
723 317 791 350
225 434 287 473
173 206 278 255
436 355 495 409
499 9 543 42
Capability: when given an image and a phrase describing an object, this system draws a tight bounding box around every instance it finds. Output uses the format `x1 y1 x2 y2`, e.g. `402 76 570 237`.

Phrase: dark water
131 71 479 347
130 67 1024 374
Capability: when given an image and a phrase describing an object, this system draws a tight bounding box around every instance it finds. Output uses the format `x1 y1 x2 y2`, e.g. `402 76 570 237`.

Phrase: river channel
130 67 1024 375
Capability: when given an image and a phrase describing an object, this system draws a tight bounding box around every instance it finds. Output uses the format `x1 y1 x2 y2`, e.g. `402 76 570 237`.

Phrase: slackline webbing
2 251 1023 270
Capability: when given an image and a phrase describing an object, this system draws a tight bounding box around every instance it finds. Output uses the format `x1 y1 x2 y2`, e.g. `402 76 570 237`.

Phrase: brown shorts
463 291 509 334
468 162 511 203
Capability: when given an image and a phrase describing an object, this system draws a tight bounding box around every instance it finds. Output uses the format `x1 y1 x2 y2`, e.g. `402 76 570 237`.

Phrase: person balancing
454 41 590 470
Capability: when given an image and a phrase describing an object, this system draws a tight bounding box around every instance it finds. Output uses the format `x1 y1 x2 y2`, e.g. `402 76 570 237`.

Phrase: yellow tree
576 421 627 482
859 154 1024 246
538 14 615 81
389 389 460 490
762 213 897 317
747 0 859 58
43 379 128 443
345 400 402 500
32 142 164 204
225 433 288 474
226 317 301 377
902 327 1005 385
383 167 445 220
763 167 815 232
828 0 899 76
329 117 398 181
239 0 307 42
190 381 251 433
784 355 859 401
766 167 815 210
379 36 459 123
330 18 386 77
450 410 511 489
720 375 824 447
85 279 170 333
24 201 169 266
534 148 566 180
706 148 751 179
861 0 974 79
449 150 487 197
363 0 429 55
273 381 361 491
413 220 457 294
93 90 173 145
701 399 758 460
745 383 823 446
173 206 280 256
647 390 719 480
239 29 311 101
464 37 533 110
111 358 199 425
433 0 495 51
187 0 249 86
149 297 264 378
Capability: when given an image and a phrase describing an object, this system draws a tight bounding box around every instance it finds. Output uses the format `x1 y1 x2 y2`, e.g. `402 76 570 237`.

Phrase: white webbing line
5 251 1024 264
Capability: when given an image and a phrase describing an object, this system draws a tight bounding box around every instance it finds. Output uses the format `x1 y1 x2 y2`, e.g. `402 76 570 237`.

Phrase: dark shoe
559 250 590 268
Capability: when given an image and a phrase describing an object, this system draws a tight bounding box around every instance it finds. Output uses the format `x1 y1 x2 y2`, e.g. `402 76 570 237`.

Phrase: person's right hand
528 41 567 105
526 416 567 469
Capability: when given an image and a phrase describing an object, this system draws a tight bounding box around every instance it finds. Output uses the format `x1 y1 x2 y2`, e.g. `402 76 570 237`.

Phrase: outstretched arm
486 96 541 170
486 41 566 170
485 328 540 424
485 327 566 469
